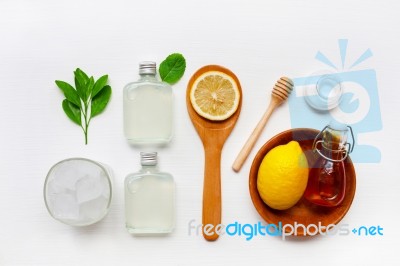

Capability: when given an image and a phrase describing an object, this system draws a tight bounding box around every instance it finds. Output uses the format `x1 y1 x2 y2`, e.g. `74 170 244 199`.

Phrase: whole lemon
257 141 309 210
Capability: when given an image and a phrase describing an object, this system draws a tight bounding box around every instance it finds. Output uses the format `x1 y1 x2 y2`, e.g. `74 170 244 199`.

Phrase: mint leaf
62 99 81 125
74 77 85 102
159 53 186 84
92 75 108 98
91 85 111 117
75 68 89 81
55 80 81 107
74 68 89 101
55 70 112 144
86 76 94 102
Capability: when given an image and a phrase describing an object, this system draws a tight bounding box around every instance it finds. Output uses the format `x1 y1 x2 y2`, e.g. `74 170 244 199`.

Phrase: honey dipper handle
202 144 222 241
232 97 280 172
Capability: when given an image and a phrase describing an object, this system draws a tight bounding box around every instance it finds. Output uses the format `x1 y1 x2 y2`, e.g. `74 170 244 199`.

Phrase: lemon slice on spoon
190 71 240 121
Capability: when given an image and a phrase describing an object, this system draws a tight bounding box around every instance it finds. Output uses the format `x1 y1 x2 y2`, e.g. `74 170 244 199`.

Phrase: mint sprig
55 68 112 144
159 53 186 84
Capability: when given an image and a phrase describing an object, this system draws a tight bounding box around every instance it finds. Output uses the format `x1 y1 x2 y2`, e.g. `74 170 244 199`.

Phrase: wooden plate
249 128 356 236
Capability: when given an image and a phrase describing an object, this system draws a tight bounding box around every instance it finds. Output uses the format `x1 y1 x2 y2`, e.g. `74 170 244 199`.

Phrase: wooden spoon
186 65 242 241
232 77 293 172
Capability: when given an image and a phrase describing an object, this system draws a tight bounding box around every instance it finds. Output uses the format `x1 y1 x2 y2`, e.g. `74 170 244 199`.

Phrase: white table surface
1 0 399 265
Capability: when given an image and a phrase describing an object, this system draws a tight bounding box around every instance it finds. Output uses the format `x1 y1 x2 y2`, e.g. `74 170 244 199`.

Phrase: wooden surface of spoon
232 77 293 172
186 65 242 241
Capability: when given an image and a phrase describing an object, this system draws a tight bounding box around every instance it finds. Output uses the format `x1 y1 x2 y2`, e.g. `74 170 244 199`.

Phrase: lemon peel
257 141 309 210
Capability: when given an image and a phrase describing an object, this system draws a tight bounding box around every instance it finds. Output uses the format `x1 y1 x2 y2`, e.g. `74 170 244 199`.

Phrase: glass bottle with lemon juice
123 62 173 145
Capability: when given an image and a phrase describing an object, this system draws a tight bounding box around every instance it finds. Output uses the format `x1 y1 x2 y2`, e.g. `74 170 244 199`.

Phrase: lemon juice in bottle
123 62 173 145
124 152 175 234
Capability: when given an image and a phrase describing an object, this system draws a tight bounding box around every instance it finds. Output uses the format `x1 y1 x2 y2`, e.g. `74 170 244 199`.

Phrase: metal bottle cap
140 152 157 166
139 61 156 75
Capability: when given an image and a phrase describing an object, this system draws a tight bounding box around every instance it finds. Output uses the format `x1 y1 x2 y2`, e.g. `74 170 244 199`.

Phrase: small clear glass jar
124 152 175 234
304 122 354 207
304 72 343 111
123 62 173 145
44 158 113 226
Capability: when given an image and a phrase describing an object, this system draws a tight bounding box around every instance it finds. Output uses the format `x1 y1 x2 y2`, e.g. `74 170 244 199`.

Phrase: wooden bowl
249 128 356 236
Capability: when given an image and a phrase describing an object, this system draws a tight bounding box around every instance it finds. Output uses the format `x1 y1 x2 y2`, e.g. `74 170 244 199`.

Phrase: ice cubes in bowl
44 158 112 226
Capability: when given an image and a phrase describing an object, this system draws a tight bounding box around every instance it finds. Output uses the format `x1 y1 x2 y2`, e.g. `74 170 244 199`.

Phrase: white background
1 0 399 265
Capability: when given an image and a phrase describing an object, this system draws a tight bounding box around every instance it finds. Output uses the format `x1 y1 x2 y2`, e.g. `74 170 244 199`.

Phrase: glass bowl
44 158 112 226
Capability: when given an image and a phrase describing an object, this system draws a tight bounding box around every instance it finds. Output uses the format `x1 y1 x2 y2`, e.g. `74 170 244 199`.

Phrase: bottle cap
140 152 157 166
139 61 156 75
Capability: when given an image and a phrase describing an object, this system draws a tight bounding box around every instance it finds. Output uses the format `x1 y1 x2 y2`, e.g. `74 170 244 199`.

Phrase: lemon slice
190 71 240 121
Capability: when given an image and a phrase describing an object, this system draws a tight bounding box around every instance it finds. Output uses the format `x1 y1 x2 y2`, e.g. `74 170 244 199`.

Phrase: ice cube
79 196 109 221
52 161 82 190
76 174 107 204
46 178 65 195
74 160 102 182
51 193 79 220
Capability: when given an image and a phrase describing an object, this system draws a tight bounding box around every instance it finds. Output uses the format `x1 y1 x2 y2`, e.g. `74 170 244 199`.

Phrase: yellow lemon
190 71 240 121
257 141 309 210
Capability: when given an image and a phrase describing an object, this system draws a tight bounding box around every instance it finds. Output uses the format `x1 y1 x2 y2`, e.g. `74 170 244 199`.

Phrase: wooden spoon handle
232 98 280 172
202 145 222 241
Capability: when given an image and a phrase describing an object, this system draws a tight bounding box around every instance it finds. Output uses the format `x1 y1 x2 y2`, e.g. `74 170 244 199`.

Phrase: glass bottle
124 152 175 234
123 62 173 145
304 121 354 207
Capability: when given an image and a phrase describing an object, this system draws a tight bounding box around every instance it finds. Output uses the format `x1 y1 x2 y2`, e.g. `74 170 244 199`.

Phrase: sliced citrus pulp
189 71 240 121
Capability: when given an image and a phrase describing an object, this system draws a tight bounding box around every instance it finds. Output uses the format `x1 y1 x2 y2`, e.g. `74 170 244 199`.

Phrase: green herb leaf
86 76 94 101
74 77 85 102
55 80 81 107
56 69 112 145
159 53 186 84
74 68 89 101
75 68 89 81
92 75 108 98
91 85 111 118
62 99 81 125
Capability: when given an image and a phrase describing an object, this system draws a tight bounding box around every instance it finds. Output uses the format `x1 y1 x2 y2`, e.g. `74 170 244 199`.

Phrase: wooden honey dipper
232 77 294 172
